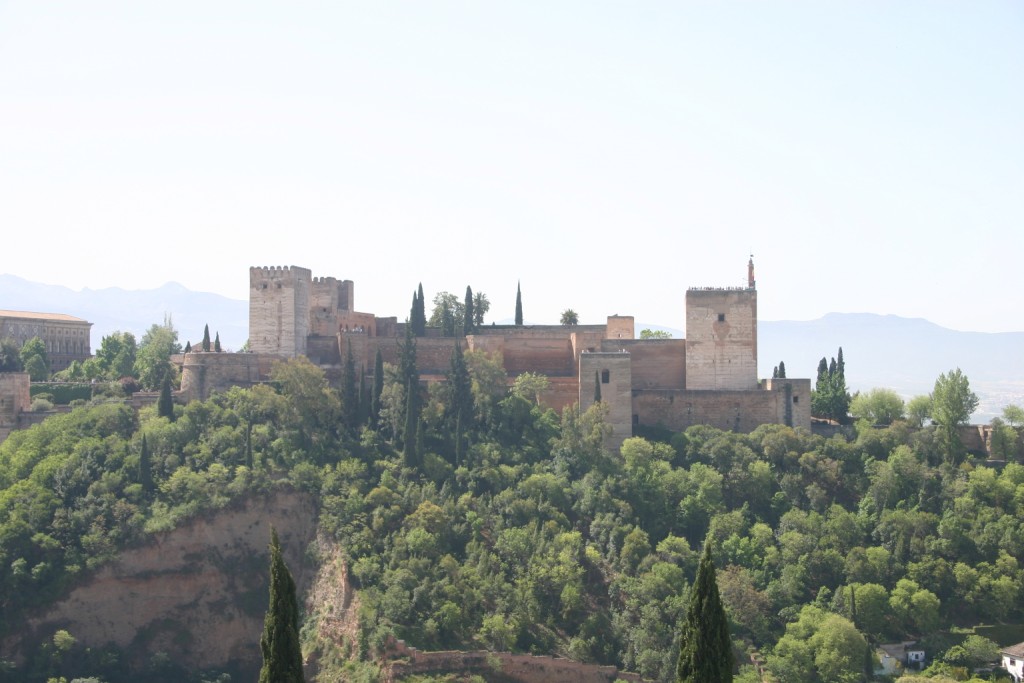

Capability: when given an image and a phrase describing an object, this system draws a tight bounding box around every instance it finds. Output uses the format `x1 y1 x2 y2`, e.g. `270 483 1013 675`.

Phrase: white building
1002 642 1024 682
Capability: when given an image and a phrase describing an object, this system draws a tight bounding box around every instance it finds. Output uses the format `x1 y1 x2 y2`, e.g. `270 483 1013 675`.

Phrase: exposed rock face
7 490 317 677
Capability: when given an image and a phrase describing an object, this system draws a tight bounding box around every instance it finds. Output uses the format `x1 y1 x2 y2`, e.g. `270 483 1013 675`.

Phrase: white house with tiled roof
1002 641 1024 681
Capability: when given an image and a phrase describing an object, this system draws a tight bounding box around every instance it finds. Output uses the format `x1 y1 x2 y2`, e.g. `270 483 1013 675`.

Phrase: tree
850 388 905 426
594 370 601 403
184 340 192 353
560 309 579 326
0 337 22 372
1003 404 1024 428
515 281 523 326
640 329 673 339
464 286 475 335
370 348 384 429
135 318 182 390
676 539 732 682
989 417 1019 460
811 349 850 424
341 341 359 434
906 394 933 428
259 528 305 683
18 337 49 381
429 291 462 336
777 361 786 378
202 324 211 352
511 371 549 405
139 433 153 492
214 332 221 352
473 291 490 327
932 368 979 463
158 375 175 420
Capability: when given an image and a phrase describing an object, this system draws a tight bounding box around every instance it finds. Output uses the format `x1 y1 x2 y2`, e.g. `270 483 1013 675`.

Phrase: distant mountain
0 274 248 351
4 275 1020 421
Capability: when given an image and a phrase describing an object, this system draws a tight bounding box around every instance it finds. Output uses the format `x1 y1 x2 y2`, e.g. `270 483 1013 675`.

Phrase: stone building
0 310 93 372
0 372 30 443
181 261 811 445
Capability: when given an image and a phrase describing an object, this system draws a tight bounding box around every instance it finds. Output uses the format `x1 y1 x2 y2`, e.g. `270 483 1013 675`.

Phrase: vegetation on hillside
1 352 1023 682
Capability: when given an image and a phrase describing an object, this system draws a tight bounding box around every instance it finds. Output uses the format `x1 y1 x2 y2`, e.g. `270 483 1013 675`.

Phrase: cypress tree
413 283 427 335
676 539 732 683
202 324 211 352
214 332 221 352
259 528 305 683
158 375 174 421
341 341 359 433
371 348 384 429
139 434 153 492
515 281 523 326
464 286 475 335
778 360 786 378
772 366 779 379
594 370 602 403
184 341 192 353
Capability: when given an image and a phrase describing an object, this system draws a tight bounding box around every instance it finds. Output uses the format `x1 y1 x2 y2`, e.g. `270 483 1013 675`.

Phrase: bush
30 398 54 412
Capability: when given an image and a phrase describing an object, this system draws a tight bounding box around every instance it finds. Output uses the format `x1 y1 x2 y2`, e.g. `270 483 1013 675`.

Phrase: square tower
249 266 312 357
684 287 758 390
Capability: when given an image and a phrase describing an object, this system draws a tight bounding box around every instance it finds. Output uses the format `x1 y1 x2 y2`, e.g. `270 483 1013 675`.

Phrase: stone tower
249 266 312 357
684 263 758 391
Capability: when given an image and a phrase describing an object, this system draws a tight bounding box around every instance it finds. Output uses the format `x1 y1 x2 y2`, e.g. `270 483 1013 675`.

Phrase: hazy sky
1 2 1021 332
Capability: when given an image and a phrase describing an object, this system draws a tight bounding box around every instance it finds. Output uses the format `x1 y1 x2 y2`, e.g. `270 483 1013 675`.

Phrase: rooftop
0 310 90 324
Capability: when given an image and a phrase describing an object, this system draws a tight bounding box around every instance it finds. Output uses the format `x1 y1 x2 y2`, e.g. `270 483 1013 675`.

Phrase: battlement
250 265 312 278
687 286 754 292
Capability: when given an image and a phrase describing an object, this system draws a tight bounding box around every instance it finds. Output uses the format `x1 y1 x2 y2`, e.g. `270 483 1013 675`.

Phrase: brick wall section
605 339 685 390
685 288 758 390
504 338 576 376
383 638 647 683
178 352 274 402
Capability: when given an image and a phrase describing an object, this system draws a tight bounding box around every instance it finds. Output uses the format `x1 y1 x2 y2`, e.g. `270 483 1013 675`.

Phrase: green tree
370 347 384 429
560 309 579 326
515 281 523 326
511 371 549 405
157 375 174 420
811 349 850 423
19 337 50 381
259 528 305 683
139 433 153 492
594 370 601 403
989 417 1019 460
677 539 733 682
850 388 906 426
341 341 359 434
640 329 673 339
214 331 221 352
429 291 464 336
777 361 786 378
93 331 137 379
415 283 427 335
135 318 182 390
906 394 933 428
202 324 211 352
472 291 490 327
1003 403 1024 428
464 286 475 335
932 368 979 463
0 337 23 372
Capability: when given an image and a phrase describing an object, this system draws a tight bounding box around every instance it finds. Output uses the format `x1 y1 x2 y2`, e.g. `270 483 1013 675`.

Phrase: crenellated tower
249 266 312 357
684 261 758 390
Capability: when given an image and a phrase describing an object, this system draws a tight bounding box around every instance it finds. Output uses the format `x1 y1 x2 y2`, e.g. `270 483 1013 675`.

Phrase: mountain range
3 274 1021 422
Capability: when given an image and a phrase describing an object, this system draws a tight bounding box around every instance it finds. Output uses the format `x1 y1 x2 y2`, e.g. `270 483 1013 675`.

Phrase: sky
1 2 1022 333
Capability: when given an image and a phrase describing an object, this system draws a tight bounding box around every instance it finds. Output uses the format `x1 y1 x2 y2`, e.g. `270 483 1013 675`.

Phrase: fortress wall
605 339 686 390
0 373 30 443
337 311 377 336
505 338 575 376
571 330 609 360
179 353 269 402
249 266 311 357
540 377 581 412
467 335 506 357
309 277 340 336
685 288 758 390
306 337 341 367
375 317 399 338
633 380 810 433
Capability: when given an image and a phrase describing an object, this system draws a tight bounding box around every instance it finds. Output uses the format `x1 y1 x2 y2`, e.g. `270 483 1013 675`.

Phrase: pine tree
158 375 174 421
139 434 153 492
676 540 733 683
464 286 475 336
259 528 305 683
214 332 221 352
515 281 523 326
202 324 211 352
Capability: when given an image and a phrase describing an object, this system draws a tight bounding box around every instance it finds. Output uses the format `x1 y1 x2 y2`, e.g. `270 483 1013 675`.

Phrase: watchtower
249 266 312 357
684 261 758 390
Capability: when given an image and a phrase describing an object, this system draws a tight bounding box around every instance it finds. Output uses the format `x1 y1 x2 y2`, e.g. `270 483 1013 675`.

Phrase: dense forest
2 334 1024 682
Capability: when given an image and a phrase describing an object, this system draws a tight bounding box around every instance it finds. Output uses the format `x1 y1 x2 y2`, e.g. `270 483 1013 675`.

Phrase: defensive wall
178 352 274 403
383 637 646 683
0 373 30 442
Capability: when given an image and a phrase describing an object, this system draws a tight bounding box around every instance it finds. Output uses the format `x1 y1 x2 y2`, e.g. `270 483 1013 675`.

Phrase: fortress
180 261 811 442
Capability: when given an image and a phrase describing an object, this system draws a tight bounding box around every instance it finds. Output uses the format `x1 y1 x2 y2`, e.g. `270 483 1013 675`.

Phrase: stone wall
633 378 811 433
607 339 685 390
383 638 646 683
504 338 575 376
0 372 31 442
178 352 274 402
684 288 758 390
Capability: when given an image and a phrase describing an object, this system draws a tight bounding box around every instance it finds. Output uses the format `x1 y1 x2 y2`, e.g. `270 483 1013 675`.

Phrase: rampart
178 352 274 403
604 339 686 390
0 373 30 442
383 637 646 683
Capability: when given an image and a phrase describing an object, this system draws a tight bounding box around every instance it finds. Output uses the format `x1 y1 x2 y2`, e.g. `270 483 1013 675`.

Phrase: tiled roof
1002 641 1024 658
0 310 89 323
